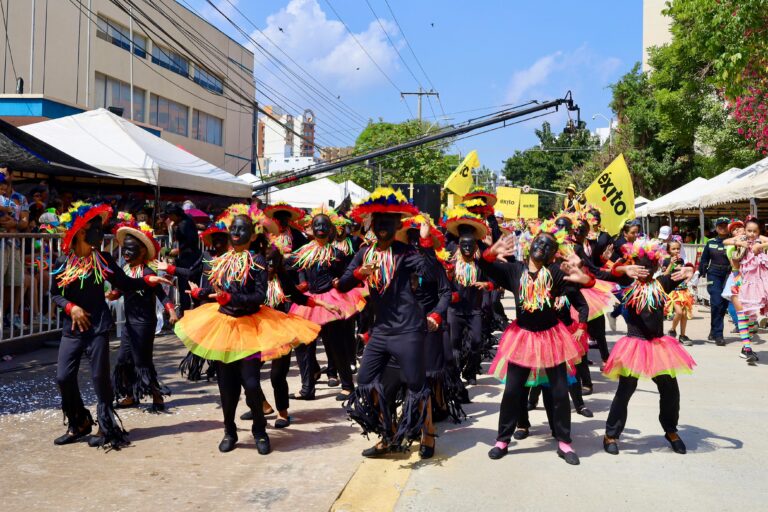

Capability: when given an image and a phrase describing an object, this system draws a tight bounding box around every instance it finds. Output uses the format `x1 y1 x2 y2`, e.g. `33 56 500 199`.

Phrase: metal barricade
0 232 177 345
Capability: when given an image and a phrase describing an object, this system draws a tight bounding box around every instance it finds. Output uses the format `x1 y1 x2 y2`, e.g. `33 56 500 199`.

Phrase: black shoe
668 329 677 338
488 446 508 460
147 402 166 414
465 377 477 386
458 389 471 404
581 385 593 396
240 410 254 421
741 346 759 363
419 443 435 459
53 418 93 446
274 417 291 429
336 391 353 402
327 377 340 388
218 434 237 453
557 448 580 465
603 437 619 455
87 434 105 448
679 335 693 346
512 428 529 440
665 433 687 454
291 392 315 401
527 401 537 411
254 433 271 455
362 444 391 458
576 406 594 418
715 337 726 346
707 334 714 341
432 408 450 423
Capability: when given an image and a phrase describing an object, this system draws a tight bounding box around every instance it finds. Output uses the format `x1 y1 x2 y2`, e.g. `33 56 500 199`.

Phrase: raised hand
488 234 517 262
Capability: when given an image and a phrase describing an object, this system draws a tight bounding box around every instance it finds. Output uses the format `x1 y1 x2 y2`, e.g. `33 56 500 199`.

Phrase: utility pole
401 87 440 122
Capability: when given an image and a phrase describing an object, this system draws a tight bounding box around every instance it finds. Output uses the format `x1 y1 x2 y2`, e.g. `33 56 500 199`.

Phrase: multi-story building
0 0 255 175
642 0 672 71
257 105 316 160
320 146 354 162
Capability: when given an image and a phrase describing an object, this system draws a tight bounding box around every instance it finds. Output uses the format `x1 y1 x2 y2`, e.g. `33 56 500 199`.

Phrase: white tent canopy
636 177 709 217
265 178 369 209
21 109 252 197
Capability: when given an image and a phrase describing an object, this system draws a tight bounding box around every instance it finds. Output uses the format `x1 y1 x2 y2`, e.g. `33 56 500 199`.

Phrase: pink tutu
581 279 618 320
489 321 583 382
566 319 589 355
738 250 768 315
289 286 368 325
603 335 695 380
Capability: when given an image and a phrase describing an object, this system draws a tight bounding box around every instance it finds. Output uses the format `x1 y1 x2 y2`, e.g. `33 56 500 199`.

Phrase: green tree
332 120 458 188
502 121 600 215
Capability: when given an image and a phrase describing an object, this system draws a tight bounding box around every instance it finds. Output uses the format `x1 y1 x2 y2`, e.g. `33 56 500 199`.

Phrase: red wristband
451 292 460 303
216 291 232 305
583 273 596 288
361 332 370 345
610 264 625 278
191 288 203 300
296 282 309 292
164 303 176 314
143 275 158 287
486 282 495 291
166 264 176 276
64 303 75 316
482 248 496 263
427 312 442 327
353 268 366 281
306 297 317 307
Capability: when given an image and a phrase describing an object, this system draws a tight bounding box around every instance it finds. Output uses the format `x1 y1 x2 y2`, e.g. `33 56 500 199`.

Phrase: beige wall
642 0 673 71
0 0 255 175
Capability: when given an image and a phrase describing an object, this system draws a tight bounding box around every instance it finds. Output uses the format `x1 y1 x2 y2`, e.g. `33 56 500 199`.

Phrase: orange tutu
174 303 320 363
489 321 583 382
289 286 368 325
603 335 695 380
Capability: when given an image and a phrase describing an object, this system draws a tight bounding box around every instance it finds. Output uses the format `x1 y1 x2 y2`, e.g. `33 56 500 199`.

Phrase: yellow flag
519 194 539 219
583 154 635 236
496 186 522 219
444 150 479 196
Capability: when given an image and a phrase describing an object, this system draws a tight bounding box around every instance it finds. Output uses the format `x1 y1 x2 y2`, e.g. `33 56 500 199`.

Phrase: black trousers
321 321 354 391
497 362 571 443
57 333 112 424
357 331 425 393
217 358 267 436
113 321 161 401
588 316 610 362
605 374 680 438
294 341 320 395
448 311 482 379
342 317 358 369
259 351 292 412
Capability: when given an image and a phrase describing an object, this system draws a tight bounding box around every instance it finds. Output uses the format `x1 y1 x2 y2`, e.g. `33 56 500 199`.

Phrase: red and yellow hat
351 187 419 222
58 201 113 253
264 202 305 223
463 190 497 207
114 212 161 260
396 213 445 249
200 212 230 246
443 206 488 239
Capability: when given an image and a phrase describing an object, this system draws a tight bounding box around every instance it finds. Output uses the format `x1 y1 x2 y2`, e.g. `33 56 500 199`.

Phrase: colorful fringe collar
519 267 553 312
291 240 335 270
454 257 478 287
53 251 113 289
207 250 257 289
362 245 395 293
334 237 355 256
623 279 669 313
266 276 286 308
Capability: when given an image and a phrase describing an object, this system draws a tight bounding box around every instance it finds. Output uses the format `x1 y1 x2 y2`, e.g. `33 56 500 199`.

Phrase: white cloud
505 45 622 104
251 0 401 93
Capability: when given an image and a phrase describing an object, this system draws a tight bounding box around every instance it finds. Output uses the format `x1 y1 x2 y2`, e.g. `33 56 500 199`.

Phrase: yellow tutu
174 303 320 363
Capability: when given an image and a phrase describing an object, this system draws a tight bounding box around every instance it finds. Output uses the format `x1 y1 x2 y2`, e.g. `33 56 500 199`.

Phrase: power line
0 0 18 83
217 0 369 126
321 0 414 119
382 0 445 117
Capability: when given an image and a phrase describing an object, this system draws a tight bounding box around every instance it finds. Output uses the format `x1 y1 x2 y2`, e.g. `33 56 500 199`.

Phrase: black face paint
230 216 254 247
406 228 420 247
210 233 229 256
312 215 331 240
530 235 557 263
573 222 589 242
274 211 291 229
84 218 104 247
122 235 145 264
372 214 400 243
459 235 476 257
555 217 573 234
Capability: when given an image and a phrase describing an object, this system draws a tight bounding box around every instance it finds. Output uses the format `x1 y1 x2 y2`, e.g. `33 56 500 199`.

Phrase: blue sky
183 0 642 173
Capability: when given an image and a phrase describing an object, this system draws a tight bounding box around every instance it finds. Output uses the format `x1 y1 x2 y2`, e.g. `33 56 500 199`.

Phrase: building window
151 45 189 77
94 73 145 122
193 66 224 94
149 94 188 136
96 16 146 58
192 110 223 146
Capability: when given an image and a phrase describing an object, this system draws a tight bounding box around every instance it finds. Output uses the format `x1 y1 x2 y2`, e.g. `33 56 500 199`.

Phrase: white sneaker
12 315 24 331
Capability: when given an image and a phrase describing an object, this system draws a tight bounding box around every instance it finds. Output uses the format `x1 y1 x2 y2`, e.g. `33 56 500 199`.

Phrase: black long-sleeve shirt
337 241 430 335
291 245 347 294
412 248 451 320
698 236 730 276
583 231 613 267
450 257 490 315
51 251 153 337
173 214 202 267
121 265 174 325
197 252 267 317
478 258 589 332
625 275 684 340
171 250 214 288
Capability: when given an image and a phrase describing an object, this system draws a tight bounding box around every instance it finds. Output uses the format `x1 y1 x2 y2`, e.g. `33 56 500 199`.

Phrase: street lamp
592 113 613 146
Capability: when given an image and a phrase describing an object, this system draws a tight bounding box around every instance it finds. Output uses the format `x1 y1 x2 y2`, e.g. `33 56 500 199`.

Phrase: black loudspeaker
392 183 441 221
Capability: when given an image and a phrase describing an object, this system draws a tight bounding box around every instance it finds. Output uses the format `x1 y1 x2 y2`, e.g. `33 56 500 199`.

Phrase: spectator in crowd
0 164 30 331
163 201 202 313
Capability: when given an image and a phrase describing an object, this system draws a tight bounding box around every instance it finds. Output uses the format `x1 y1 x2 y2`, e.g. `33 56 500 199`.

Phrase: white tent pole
699 207 705 242
750 198 758 217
